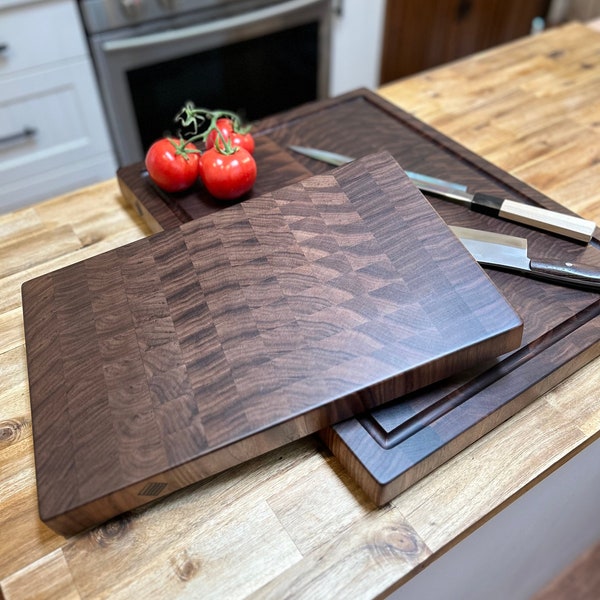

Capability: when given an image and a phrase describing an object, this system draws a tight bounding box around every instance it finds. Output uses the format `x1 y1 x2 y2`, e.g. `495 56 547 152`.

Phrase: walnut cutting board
115 88 600 509
22 152 523 535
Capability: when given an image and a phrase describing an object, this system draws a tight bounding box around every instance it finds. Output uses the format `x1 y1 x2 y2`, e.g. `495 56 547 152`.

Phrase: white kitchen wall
329 0 387 96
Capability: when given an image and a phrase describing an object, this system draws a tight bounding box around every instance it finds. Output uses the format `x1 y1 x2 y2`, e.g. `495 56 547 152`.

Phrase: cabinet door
380 0 551 83
0 60 116 212
0 0 88 76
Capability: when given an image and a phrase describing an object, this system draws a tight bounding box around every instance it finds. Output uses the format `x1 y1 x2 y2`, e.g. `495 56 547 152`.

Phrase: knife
451 225 600 291
288 145 597 244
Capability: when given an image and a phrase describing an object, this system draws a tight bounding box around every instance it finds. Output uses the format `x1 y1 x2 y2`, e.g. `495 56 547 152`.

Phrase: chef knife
450 225 600 291
288 145 597 244
288 145 468 192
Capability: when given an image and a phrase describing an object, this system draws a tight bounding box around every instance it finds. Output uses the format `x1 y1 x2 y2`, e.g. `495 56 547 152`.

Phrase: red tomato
205 118 232 149
206 118 255 154
199 146 257 200
145 137 199 193
232 131 255 154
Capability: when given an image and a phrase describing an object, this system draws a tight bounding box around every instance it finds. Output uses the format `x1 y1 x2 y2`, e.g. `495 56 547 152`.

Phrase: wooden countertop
1 21 600 599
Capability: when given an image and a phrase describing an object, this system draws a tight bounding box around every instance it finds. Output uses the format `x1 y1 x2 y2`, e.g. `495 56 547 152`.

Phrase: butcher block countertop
2 21 600 599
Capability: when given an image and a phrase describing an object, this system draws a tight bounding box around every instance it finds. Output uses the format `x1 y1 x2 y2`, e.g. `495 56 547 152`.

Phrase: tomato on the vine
145 137 199 193
199 146 257 200
205 118 255 154
232 130 255 154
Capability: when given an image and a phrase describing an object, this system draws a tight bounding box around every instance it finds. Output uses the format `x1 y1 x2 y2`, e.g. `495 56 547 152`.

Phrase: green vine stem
175 102 251 154
168 137 202 160
175 103 252 147
212 128 237 155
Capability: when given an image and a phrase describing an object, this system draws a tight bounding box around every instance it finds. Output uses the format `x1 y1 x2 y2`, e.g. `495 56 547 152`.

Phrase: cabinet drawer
0 60 116 210
0 0 88 76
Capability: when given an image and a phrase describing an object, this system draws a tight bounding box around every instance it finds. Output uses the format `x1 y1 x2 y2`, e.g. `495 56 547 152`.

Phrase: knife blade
450 225 600 291
288 145 468 192
288 145 597 244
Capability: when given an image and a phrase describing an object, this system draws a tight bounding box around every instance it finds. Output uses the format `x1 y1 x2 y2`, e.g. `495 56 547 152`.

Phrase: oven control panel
79 0 290 33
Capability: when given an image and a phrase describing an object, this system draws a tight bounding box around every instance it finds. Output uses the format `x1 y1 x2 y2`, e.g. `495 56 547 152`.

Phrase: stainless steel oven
79 0 332 166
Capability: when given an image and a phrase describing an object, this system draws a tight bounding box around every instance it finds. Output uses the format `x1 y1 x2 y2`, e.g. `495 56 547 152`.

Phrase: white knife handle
471 193 597 243
500 199 596 243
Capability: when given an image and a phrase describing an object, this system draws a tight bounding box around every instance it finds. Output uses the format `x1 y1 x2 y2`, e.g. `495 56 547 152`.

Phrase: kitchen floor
532 541 600 599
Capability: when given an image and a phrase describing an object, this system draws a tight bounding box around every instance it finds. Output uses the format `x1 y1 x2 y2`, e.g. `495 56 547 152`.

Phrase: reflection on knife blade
287 145 467 193
288 145 597 244
451 226 600 291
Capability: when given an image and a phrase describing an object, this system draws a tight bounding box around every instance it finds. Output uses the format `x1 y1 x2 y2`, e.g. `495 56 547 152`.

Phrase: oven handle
102 0 325 52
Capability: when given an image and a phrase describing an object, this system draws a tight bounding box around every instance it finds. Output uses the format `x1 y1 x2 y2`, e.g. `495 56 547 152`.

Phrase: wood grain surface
118 87 600 507
2 21 600 600
22 152 522 534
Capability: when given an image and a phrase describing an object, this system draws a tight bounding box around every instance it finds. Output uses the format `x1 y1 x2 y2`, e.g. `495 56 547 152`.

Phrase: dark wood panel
380 0 552 83
115 88 600 509
23 150 522 534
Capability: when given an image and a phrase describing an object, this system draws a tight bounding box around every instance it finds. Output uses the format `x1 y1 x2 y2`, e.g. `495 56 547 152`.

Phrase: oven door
88 0 331 165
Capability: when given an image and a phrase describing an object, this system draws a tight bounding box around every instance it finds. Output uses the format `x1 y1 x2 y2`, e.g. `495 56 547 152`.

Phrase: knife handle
529 257 600 289
471 192 596 243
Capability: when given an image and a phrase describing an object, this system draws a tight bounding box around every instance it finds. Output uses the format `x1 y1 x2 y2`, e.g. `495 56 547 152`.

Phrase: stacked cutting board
22 89 600 535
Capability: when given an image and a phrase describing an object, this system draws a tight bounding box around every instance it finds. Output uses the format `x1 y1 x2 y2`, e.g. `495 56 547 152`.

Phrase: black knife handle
470 192 504 216
529 258 600 289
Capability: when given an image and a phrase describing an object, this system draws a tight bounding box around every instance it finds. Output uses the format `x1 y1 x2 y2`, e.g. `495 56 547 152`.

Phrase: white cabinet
0 0 117 213
329 0 386 96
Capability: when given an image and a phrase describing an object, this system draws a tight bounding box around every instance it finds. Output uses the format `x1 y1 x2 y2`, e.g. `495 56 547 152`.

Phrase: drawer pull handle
0 127 37 146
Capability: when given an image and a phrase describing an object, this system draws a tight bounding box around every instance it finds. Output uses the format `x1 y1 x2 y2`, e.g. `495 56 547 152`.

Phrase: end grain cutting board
22 152 522 535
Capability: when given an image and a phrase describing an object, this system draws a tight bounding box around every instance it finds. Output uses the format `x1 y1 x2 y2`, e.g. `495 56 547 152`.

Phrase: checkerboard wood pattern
22 152 522 534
